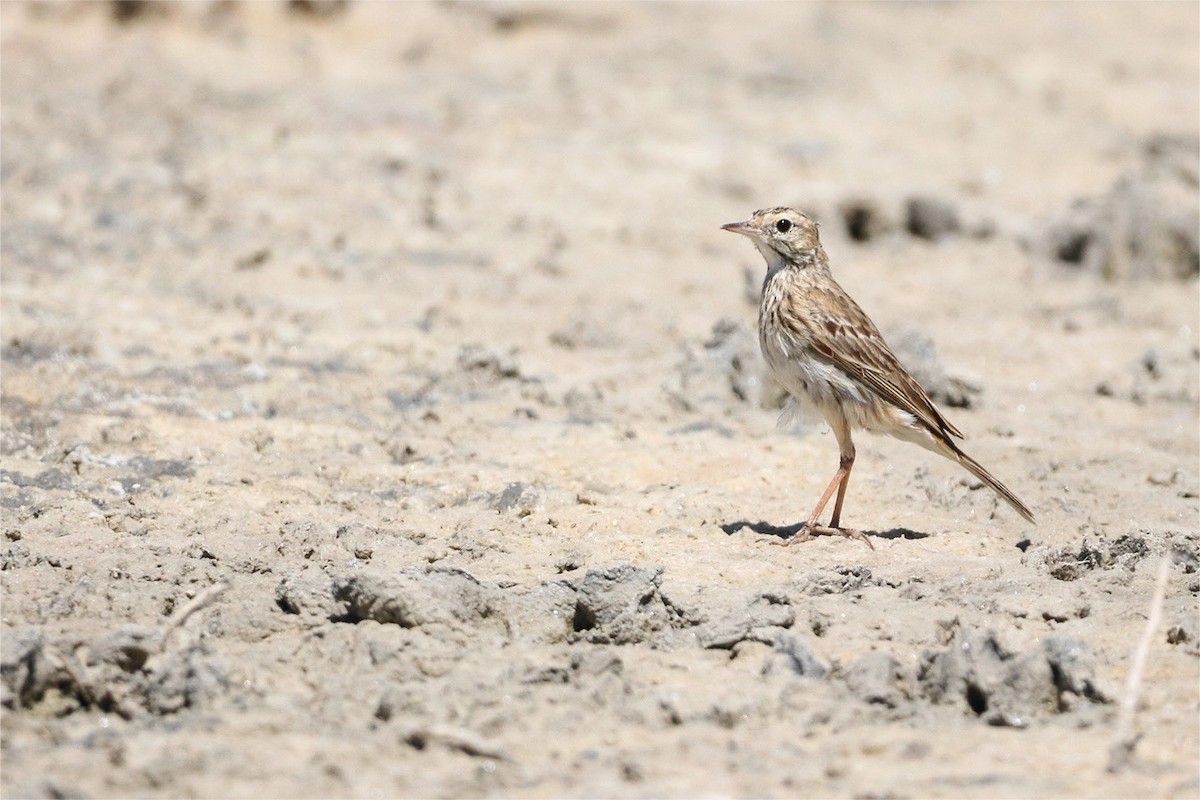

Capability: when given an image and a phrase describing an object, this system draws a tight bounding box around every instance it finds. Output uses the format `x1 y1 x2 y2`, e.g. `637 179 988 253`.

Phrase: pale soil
1 2 1198 798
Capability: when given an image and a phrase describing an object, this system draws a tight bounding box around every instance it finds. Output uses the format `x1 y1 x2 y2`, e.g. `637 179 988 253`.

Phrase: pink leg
783 416 873 550
829 452 853 529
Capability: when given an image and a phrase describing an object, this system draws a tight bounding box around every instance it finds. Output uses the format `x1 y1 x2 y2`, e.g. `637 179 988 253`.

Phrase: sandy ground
2 2 1198 797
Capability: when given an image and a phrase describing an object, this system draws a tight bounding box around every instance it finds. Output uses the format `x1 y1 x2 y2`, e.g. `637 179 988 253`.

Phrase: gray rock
335 523 376 561
331 567 505 634
490 482 541 515
762 633 828 679
1033 534 1150 581
1 626 47 708
89 625 156 673
566 565 675 645
142 643 229 715
917 625 1108 726
456 346 525 382
844 652 909 709
905 195 961 240
839 197 899 243
1 542 38 570
121 456 195 485
1040 637 1107 705
504 581 577 644
6 621 234 718
275 570 337 618
800 565 875 596
697 592 795 649
1043 135 1199 281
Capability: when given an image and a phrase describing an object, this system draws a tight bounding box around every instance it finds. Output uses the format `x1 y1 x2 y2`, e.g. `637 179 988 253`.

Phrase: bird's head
721 207 822 266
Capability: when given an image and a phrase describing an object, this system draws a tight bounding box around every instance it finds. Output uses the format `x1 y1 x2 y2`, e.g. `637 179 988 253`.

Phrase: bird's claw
778 523 874 550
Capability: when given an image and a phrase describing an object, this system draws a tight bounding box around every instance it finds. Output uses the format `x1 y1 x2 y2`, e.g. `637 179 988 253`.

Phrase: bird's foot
776 523 875 550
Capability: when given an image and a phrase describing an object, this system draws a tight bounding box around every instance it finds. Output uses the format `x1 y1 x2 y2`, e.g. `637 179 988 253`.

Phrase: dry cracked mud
2 2 1198 798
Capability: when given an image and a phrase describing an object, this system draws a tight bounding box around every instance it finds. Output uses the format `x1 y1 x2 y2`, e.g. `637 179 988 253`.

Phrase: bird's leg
789 423 874 549
828 450 853 529
777 463 844 547
803 463 848 530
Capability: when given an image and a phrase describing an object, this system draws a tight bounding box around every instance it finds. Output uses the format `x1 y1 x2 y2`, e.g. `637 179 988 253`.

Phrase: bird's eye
775 219 793 233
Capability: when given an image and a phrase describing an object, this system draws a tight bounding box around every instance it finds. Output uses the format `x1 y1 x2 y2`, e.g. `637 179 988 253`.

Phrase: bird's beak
721 221 755 238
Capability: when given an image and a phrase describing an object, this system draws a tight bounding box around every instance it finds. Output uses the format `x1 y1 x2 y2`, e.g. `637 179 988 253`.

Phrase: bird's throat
756 241 816 288
755 240 790 281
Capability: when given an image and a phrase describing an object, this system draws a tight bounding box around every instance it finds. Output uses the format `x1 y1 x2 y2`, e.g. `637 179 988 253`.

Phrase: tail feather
948 443 1035 523
884 421 1034 523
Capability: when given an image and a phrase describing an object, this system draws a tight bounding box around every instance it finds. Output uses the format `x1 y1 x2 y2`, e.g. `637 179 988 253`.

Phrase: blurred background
4 0 1196 410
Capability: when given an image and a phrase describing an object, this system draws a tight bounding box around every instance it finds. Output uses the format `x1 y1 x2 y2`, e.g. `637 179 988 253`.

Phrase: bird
721 207 1033 548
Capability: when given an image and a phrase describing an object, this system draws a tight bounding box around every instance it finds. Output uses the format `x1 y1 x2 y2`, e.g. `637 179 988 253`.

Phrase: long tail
946 442 1035 523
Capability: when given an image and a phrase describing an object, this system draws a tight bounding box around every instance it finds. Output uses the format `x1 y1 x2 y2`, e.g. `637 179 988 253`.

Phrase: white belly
758 323 924 441
758 326 867 410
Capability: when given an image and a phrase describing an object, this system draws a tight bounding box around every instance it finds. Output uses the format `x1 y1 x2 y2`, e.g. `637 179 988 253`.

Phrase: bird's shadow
720 520 929 543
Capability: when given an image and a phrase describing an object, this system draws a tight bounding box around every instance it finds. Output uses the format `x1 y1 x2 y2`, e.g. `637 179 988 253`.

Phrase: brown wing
797 283 964 441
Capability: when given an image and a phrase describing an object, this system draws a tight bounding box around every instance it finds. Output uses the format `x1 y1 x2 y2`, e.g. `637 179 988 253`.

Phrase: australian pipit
722 207 1033 548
